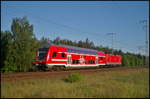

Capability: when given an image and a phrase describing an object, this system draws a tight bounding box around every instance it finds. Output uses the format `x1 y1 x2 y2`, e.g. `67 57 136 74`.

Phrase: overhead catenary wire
6 8 107 44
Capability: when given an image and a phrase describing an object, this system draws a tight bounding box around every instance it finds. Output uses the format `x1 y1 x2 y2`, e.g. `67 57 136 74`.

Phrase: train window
77 60 80 64
93 60 95 64
73 60 76 64
38 48 49 60
89 60 95 64
90 60 93 64
85 60 88 64
88 60 91 64
52 52 57 57
72 59 80 64
61 53 66 58
99 57 103 60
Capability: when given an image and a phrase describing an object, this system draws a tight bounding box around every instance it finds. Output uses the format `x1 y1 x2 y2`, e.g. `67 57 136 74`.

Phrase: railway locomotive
35 43 122 70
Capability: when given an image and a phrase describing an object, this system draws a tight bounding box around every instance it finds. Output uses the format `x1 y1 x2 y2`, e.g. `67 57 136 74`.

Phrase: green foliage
64 73 84 83
10 17 35 72
1 31 13 68
1 17 40 73
121 53 145 67
1 65 17 73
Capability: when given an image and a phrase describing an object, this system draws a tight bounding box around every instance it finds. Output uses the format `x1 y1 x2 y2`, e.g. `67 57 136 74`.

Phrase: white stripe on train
51 59 67 61
46 63 106 67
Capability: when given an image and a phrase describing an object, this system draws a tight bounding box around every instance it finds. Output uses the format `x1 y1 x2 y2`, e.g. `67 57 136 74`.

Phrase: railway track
1 66 147 82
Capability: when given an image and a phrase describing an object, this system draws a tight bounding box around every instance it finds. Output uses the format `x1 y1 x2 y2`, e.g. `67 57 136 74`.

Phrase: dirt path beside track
1 67 148 82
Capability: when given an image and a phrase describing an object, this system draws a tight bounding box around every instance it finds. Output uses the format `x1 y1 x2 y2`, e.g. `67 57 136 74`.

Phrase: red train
35 43 122 70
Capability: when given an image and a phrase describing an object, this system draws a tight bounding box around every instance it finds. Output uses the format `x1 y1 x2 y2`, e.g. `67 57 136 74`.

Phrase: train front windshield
38 48 49 61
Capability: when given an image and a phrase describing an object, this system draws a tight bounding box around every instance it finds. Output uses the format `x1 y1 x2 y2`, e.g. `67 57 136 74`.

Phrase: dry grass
1 68 149 98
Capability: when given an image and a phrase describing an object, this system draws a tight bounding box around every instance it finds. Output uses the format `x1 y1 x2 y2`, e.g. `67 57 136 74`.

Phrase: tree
1 31 17 72
53 37 60 44
1 31 12 67
78 40 83 47
2 16 39 72
40 36 52 45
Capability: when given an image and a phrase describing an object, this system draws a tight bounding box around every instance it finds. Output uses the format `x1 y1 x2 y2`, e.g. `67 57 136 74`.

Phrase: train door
80 55 85 65
67 55 71 66
96 56 98 64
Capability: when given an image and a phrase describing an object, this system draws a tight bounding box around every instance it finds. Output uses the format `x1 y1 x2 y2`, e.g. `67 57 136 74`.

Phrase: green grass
63 73 84 83
1 68 149 98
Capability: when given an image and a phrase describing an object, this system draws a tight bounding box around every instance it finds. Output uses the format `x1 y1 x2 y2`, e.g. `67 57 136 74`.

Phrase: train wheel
99 65 102 68
60 66 66 71
52 66 65 71
52 66 59 71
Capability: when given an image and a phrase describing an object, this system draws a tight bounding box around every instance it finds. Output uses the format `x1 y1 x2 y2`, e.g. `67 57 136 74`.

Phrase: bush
1 66 17 73
64 73 83 83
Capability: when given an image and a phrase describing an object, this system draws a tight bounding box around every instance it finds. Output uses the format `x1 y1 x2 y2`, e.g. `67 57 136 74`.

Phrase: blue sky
1 1 149 55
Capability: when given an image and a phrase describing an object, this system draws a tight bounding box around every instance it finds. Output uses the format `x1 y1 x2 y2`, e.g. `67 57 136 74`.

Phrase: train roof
38 42 54 49
39 42 104 55
58 44 99 52
58 44 100 55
